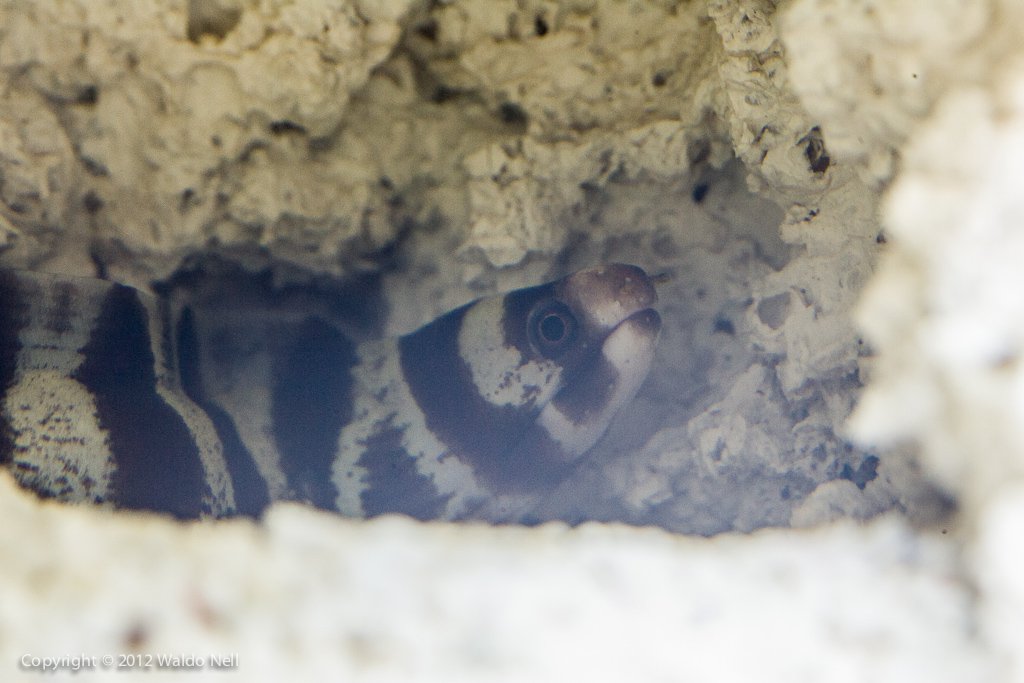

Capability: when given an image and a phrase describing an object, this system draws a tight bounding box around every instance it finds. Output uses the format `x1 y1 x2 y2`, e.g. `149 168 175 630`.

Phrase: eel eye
529 302 577 358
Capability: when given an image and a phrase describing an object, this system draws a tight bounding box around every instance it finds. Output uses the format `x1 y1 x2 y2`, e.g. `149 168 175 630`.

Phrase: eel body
0 264 660 522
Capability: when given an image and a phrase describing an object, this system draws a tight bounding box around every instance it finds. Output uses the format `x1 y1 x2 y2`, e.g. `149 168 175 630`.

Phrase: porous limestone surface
782 0 1024 679
0 0 410 282
0 474 987 683
2 0 1021 679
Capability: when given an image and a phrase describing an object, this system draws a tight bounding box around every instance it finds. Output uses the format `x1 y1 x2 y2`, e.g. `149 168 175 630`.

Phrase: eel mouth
615 306 662 339
602 306 661 380
559 263 661 335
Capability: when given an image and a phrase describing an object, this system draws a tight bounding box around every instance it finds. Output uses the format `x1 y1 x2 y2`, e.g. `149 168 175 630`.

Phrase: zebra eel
0 264 660 523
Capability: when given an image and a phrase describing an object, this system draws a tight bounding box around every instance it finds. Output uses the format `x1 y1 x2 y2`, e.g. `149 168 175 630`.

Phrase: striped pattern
0 264 660 522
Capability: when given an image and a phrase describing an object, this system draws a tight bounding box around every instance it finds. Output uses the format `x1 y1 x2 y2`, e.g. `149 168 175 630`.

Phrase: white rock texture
0 0 1022 679
782 0 1024 679
0 475 988 683
0 0 410 282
